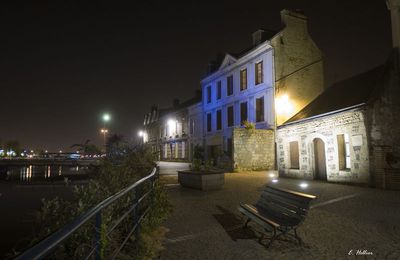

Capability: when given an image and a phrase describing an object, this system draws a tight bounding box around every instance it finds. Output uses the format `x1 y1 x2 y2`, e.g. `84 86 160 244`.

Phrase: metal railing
17 167 159 260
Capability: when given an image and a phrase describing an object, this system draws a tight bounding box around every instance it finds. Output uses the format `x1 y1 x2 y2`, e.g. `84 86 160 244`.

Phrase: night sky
0 1 392 151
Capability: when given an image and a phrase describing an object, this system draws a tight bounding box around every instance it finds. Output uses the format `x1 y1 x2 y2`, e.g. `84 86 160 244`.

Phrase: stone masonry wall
277 109 370 183
271 10 324 125
233 128 275 171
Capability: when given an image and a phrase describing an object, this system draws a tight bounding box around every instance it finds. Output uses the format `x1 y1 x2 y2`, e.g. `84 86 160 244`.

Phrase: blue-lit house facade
201 42 275 157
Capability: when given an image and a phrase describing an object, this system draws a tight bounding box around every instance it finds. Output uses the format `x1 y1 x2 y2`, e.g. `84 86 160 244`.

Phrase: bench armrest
240 204 280 228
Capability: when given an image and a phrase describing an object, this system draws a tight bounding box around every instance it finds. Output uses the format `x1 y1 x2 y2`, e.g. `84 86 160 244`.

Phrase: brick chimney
387 0 400 57
252 29 265 46
280 9 308 35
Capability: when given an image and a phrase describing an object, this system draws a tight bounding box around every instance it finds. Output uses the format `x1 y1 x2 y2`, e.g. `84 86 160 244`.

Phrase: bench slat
263 186 314 206
256 198 304 224
258 193 308 218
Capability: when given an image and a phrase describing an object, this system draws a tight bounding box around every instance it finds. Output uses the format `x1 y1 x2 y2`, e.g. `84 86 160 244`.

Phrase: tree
71 140 101 155
106 134 128 160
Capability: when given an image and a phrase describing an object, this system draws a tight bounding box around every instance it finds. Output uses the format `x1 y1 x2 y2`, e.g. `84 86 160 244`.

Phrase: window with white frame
337 134 351 170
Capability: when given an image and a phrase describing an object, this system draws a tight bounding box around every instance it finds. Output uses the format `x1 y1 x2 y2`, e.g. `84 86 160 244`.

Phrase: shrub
243 120 255 130
27 145 171 259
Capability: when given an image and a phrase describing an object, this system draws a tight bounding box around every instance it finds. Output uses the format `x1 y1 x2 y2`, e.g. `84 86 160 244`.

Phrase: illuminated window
240 102 248 125
227 75 233 96
216 110 222 130
227 106 234 127
207 86 211 103
207 113 212 132
182 142 185 158
217 81 222 100
290 141 299 169
240 69 247 91
255 61 263 85
337 134 351 170
256 96 264 122
164 144 168 158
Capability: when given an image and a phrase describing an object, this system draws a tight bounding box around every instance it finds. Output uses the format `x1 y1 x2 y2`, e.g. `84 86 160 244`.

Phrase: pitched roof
283 64 386 125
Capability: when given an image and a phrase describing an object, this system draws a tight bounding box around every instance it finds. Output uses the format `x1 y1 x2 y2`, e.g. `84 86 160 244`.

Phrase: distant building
201 9 323 168
276 0 400 189
143 95 201 162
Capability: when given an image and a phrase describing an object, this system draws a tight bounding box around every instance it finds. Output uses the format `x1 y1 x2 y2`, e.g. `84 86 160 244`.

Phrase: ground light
269 173 275 178
299 182 308 188
272 179 279 183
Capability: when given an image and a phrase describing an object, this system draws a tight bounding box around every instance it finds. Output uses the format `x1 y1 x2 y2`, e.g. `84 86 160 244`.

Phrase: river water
0 165 89 183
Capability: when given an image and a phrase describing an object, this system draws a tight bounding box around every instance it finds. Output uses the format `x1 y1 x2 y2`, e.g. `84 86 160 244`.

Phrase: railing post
95 212 102 260
134 185 140 239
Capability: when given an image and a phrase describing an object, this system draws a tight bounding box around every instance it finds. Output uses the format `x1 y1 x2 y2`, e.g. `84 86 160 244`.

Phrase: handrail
17 167 158 260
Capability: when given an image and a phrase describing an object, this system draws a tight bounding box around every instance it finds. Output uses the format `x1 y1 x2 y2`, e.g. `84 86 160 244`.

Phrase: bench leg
258 233 265 243
265 229 277 248
294 228 303 246
243 218 251 228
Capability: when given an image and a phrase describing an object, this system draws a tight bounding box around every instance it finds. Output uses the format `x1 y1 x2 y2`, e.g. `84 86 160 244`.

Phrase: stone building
143 95 201 162
276 0 400 188
201 9 323 169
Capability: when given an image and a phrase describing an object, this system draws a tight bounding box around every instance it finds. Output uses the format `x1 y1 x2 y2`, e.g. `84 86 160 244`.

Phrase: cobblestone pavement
159 171 400 260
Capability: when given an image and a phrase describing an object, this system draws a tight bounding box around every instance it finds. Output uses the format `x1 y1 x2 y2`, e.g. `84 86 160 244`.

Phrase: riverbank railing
16 167 159 260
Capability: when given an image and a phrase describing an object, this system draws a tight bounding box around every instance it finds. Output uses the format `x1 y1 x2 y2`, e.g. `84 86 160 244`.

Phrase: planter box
178 170 225 191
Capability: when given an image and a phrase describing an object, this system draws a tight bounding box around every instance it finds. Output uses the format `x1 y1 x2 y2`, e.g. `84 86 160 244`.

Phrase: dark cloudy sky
0 0 392 151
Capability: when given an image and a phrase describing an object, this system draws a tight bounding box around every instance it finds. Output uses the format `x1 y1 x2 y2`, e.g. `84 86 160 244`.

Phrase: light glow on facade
275 94 294 116
168 119 176 136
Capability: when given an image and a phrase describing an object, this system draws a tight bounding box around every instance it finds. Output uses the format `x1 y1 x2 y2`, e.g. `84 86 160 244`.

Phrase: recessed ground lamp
272 179 279 183
299 182 308 188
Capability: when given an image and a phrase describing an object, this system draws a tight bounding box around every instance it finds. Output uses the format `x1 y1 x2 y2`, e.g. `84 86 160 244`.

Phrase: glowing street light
167 119 176 136
100 128 109 148
103 113 111 122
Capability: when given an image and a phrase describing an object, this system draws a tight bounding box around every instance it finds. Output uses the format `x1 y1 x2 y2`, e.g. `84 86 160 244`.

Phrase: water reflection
2 165 88 183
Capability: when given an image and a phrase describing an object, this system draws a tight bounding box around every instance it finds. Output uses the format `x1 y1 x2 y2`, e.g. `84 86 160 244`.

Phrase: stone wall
233 128 275 170
277 109 370 183
271 10 324 125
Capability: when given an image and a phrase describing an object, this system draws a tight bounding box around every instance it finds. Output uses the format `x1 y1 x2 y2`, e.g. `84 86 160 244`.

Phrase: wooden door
314 138 327 180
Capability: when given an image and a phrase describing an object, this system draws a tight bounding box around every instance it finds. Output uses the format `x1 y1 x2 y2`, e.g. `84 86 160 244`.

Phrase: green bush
28 146 171 259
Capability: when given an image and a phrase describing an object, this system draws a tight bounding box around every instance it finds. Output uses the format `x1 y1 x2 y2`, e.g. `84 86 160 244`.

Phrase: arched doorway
313 138 327 180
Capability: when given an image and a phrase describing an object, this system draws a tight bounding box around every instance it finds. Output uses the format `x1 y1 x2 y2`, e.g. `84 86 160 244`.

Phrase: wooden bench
238 185 316 248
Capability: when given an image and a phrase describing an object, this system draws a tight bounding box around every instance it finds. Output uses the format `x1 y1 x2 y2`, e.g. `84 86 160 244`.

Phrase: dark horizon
0 1 392 151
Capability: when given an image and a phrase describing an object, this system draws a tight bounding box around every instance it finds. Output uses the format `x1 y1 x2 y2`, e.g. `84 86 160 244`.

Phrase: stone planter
178 170 225 191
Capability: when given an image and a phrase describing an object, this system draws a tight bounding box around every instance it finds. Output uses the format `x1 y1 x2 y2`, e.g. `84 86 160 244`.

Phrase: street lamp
103 113 111 122
100 128 109 147
138 131 144 137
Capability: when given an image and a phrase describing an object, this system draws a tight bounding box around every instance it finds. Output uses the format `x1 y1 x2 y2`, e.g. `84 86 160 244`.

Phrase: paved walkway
160 171 400 259
157 161 190 175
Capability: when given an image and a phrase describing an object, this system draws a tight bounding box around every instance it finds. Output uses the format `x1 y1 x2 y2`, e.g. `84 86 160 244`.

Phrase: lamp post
100 128 108 148
101 113 111 150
